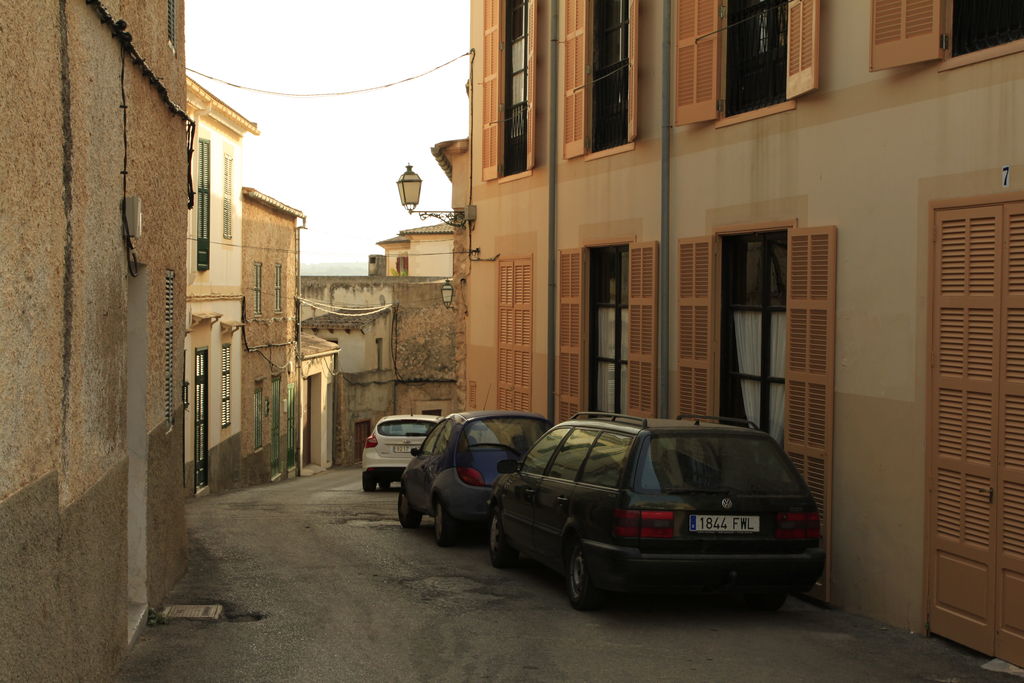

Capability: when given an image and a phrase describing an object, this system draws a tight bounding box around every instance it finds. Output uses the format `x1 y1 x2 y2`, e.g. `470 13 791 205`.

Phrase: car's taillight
775 511 820 539
612 509 674 539
365 434 378 449
456 467 486 487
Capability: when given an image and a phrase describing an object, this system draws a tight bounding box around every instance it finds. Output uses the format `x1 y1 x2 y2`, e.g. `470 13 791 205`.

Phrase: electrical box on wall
123 196 142 238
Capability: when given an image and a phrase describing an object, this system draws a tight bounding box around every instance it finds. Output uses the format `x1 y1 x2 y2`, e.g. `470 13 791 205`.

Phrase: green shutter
287 383 296 470
221 345 231 428
223 154 233 239
197 139 210 270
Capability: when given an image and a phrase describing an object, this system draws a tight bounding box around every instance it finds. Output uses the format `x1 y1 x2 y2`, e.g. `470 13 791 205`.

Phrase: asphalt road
119 466 1016 682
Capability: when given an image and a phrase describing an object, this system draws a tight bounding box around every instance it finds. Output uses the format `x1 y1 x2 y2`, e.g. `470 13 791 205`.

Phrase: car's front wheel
361 472 375 492
397 489 421 529
433 499 458 547
488 507 518 568
564 536 605 610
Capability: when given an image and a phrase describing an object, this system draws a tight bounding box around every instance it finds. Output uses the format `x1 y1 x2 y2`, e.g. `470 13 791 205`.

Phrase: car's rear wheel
397 489 421 529
743 592 787 611
488 508 518 568
433 499 458 547
564 536 605 610
361 472 375 492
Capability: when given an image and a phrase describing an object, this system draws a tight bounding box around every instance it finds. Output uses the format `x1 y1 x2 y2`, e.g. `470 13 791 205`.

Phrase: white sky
185 1 471 266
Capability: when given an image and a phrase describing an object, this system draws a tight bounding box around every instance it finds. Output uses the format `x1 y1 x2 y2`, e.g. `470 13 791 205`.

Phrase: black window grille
592 0 629 152
725 0 788 117
504 0 528 175
952 1 1024 57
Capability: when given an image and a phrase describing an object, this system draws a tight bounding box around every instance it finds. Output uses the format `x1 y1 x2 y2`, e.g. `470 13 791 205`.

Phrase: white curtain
733 311 761 428
734 311 787 445
770 312 786 445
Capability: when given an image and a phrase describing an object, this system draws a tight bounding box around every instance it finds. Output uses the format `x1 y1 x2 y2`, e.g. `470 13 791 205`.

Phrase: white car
361 414 442 492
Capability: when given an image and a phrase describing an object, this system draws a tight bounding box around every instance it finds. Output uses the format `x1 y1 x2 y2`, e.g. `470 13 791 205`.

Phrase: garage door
930 200 1024 665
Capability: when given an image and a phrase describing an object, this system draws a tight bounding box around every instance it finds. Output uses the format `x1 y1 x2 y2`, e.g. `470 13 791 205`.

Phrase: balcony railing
592 59 629 152
725 0 788 117
504 101 527 176
952 1 1024 57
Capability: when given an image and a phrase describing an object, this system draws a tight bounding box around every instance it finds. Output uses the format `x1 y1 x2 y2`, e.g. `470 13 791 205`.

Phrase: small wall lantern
441 279 455 309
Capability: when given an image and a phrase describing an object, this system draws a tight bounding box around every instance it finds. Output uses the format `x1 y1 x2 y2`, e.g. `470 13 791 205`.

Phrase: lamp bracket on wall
469 249 499 262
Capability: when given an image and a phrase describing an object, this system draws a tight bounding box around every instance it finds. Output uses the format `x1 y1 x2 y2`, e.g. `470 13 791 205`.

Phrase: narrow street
119 468 1013 682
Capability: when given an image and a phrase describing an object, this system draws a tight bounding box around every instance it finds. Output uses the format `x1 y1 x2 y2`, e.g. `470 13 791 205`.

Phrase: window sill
714 100 796 129
584 142 635 162
498 169 534 184
939 38 1024 72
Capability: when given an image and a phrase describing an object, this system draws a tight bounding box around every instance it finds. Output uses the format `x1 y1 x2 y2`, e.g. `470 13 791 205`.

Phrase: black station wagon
487 413 825 610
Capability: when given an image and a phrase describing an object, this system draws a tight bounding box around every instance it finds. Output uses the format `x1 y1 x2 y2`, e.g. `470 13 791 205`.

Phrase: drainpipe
546 0 560 421
295 215 305 476
659 0 672 418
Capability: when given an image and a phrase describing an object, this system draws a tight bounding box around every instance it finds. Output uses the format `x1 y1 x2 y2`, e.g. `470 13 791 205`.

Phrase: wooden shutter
786 0 820 100
870 0 942 71
678 237 713 417
482 0 501 180
929 205 1001 654
628 242 658 418
626 0 639 142
526 0 538 170
675 0 719 126
197 138 210 270
563 0 587 159
559 250 583 420
785 226 836 601
498 259 533 411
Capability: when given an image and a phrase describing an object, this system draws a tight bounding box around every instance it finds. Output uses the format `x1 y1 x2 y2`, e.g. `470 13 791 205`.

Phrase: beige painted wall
464 0 1024 637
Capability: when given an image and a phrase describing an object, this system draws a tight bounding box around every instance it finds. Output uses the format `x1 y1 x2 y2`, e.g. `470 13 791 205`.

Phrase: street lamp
441 279 455 309
395 163 472 229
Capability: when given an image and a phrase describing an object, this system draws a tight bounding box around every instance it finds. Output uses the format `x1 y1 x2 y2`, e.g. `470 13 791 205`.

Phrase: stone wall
301 276 458 465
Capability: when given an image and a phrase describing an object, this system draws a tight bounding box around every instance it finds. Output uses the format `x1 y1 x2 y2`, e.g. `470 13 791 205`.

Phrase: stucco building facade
0 1 189 678
185 78 258 494
465 0 1024 665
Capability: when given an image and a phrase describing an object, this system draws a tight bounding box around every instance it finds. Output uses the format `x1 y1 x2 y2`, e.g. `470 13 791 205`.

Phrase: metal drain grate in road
162 604 223 620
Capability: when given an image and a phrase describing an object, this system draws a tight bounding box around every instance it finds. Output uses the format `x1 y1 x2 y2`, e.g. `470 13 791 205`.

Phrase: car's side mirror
497 459 519 474
411 447 423 457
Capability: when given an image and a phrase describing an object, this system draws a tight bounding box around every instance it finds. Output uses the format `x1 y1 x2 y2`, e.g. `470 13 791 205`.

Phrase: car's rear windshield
633 432 805 494
458 417 550 455
378 420 435 437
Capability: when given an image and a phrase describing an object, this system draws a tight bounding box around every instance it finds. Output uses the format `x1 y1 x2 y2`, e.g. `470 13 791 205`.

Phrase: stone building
0 1 189 678
301 277 456 465
240 188 305 481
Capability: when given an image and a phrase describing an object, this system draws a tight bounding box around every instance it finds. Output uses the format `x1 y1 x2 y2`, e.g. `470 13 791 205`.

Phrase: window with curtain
720 231 787 443
589 245 629 412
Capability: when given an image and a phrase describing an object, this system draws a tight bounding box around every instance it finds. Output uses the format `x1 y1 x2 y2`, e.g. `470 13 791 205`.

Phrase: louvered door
930 205 1000 654
194 349 209 490
997 202 1024 664
678 238 713 416
559 250 583 420
628 242 658 418
498 259 533 411
785 227 836 602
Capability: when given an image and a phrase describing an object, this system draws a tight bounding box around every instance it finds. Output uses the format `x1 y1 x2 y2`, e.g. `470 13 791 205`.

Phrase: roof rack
676 414 758 430
569 412 648 429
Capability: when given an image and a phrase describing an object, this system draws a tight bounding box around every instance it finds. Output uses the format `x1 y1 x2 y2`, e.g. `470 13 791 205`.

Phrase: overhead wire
186 52 472 98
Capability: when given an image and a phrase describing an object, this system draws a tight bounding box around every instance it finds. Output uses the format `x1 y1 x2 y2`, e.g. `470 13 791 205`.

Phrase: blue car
398 411 552 546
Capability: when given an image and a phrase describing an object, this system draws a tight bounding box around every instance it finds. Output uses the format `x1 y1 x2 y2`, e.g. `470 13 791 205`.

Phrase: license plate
392 445 411 453
689 514 760 533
